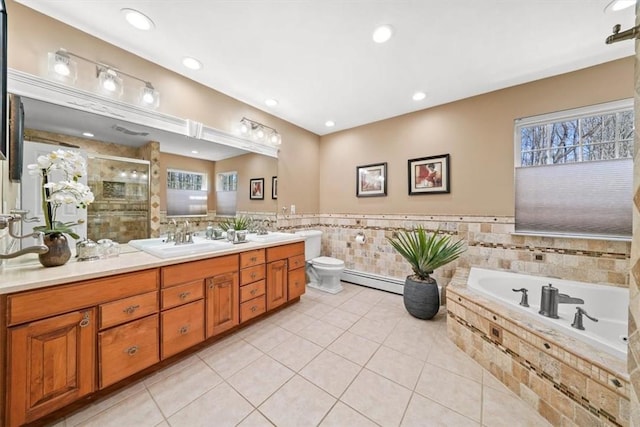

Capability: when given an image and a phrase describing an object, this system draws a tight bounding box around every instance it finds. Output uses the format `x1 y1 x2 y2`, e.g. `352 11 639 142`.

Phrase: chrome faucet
257 218 271 235
0 214 49 259
166 219 177 243
538 284 584 319
571 307 598 330
174 220 194 245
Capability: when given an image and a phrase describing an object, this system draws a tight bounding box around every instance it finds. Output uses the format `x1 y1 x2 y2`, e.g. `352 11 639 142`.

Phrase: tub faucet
571 307 598 330
539 283 584 319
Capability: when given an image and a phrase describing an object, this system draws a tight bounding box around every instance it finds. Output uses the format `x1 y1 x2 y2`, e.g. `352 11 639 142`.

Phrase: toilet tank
294 229 322 260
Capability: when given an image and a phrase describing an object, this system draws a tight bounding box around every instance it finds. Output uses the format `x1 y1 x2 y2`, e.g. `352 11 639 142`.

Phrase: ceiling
14 0 637 137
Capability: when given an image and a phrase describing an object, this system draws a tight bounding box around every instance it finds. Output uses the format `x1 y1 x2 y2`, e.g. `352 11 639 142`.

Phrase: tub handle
571 307 598 330
512 288 529 307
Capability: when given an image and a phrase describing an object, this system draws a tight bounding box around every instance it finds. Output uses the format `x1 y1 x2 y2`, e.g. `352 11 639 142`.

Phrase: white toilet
295 230 344 294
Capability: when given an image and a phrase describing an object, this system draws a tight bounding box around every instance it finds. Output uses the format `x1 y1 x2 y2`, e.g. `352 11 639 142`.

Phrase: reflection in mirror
1 95 278 249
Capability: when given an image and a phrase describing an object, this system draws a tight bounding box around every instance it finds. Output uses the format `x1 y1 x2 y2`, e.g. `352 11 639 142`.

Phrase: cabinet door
288 267 306 300
266 259 288 311
206 272 239 338
8 309 96 427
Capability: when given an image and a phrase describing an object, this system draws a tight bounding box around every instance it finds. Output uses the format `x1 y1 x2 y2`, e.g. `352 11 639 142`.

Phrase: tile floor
51 283 551 427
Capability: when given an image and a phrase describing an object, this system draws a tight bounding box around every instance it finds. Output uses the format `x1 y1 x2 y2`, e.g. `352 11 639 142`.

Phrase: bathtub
467 267 628 360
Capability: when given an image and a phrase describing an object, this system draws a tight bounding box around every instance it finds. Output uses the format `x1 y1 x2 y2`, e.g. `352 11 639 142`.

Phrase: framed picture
356 162 387 197
272 176 278 199
408 154 450 195
250 178 264 200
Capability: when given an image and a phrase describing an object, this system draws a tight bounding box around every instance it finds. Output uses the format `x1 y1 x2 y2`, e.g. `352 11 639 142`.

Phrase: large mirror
1 80 278 245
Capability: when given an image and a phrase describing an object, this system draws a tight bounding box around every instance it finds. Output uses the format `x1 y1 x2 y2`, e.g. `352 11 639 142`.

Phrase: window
166 169 208 217
514 99 633 240
216 171 237 216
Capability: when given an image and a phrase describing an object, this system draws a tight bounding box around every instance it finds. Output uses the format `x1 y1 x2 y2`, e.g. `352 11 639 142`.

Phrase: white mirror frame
7 68 279 158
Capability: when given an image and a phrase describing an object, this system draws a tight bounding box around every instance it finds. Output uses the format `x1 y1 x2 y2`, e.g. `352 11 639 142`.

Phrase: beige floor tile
383 327 435 361
244 323 294 352
319 402 379 427
75 389 164 427
143 354 201 387
324 307 362 330
482 385 552 427
237 410 275 426
167 382 253 427
49 420 67 427
328 331 380 366
200 339 264 378
65 381 147 426
154 422 170 427
228 355 295 406
297 319 345 347
482 370 511 393
401 392 480 427
341 369 412 427
415 363 482 422
299 349 361 397
339 298 375 316
259 375 336 427
268 334 323 371
427 337 483 383
147 358 223 417
301 301 336 319
366 345 424 389
272 309 316 333
349 316 397 343
350 288 384 305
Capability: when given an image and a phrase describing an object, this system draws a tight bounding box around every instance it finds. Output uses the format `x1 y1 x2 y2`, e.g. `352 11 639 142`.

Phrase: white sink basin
245 232 299 243
128 236 234 259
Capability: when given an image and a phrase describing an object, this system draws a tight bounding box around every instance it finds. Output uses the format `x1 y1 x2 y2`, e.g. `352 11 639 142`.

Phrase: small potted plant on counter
387 226 466 319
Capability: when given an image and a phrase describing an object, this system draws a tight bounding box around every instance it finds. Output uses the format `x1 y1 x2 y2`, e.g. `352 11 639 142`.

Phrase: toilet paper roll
355 234 366 244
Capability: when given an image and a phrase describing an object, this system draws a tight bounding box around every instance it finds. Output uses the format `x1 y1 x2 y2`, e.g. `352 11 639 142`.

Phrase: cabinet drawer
240 249 265 269
288 254 306 271
240 296 266 323
99 291 158 330
288 268 307 300
161 300 205 359
240 264 265 286
240 280 266 303
98 315 159 389
266 242 304 262
8 269 159 326
162 255 238 287
161 280 204 310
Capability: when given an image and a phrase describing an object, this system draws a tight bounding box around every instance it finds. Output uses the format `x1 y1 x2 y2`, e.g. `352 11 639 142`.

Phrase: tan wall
3 0 320 214
319 57 634 216
215 153 278 213
159 153 217 212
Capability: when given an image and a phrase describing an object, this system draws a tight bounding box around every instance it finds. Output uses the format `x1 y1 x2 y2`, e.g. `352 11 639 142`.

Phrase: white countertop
0 237 305 295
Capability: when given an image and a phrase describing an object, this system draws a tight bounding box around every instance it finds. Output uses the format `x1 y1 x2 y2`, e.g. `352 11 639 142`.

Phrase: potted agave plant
387 226 466 319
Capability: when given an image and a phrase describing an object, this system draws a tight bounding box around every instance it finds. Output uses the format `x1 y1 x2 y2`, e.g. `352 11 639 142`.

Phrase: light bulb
54 60 70 76
142 91 154 104
373 25 393 43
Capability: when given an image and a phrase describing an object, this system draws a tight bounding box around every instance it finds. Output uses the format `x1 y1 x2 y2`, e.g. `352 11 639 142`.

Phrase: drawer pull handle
179 325 189 335
79 312 90 328
179 292 190 300
251 272 257 279
123 304 140 315
125 346 139 356
250 289 257 295
250 256 257 262
251 306 257 312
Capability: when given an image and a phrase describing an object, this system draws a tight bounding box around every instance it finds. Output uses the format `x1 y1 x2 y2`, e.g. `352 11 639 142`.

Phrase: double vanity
0 233 307 427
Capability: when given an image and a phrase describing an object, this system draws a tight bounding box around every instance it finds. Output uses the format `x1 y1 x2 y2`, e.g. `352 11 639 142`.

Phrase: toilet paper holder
355 231 366 244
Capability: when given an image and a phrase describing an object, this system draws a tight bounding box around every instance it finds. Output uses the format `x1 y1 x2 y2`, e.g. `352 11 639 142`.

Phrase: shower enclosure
87 154 150 243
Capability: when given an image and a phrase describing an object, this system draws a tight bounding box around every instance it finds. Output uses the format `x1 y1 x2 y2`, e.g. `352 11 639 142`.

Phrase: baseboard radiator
340 269 405 294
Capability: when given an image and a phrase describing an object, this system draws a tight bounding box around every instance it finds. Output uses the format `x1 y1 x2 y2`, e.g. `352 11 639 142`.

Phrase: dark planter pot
39 232 72 268
403 275 440 320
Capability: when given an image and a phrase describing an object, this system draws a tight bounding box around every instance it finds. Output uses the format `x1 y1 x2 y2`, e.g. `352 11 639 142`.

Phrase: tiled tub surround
277 213 630 289
447 268 630 426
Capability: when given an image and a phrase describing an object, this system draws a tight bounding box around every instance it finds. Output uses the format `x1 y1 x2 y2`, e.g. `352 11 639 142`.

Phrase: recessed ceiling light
265 99 279 107
82 132 94 138
182 57 202 70
372 25 394 43
325 120 335 127
191 150 199 154
412 91 426 101
605 0 636 12
121 9 154 31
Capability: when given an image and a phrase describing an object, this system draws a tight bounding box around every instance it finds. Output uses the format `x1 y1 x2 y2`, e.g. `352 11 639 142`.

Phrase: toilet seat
311 256 345 269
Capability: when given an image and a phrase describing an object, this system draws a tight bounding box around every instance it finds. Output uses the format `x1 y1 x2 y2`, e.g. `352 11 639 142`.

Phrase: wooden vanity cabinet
7 309 96 427
239 249 266 322
266 242 306 310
